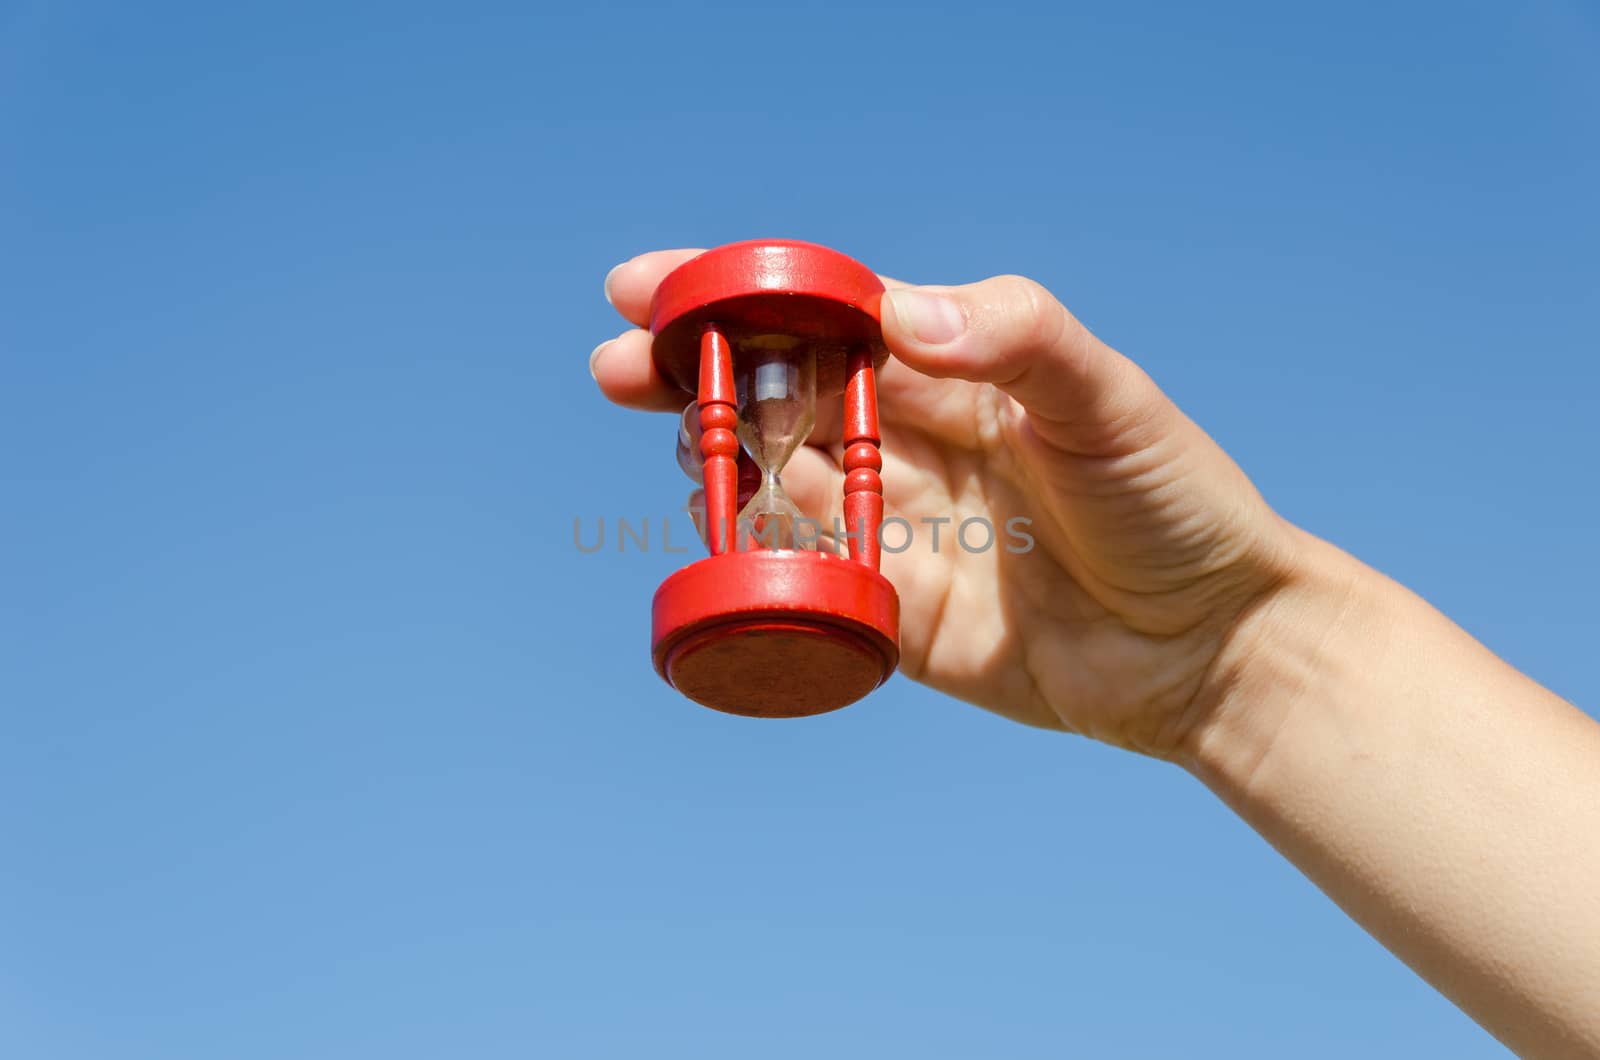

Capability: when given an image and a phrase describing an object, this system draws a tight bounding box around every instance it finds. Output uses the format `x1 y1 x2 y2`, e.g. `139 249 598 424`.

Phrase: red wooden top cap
649 240 888 399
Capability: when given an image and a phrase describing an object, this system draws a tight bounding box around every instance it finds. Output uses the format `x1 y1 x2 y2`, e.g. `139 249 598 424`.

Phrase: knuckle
988 274 1073 356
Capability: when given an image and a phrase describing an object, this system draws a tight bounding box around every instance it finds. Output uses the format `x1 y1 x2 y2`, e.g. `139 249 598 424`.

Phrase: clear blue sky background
3 1 1596 1056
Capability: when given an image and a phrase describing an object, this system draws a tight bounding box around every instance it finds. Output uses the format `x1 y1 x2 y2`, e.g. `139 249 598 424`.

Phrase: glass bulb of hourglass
735 345 816 550
675 401 703 485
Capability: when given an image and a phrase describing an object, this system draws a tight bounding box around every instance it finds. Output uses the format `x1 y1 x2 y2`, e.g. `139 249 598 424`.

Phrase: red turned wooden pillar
842 344 884 571
697 324 739 555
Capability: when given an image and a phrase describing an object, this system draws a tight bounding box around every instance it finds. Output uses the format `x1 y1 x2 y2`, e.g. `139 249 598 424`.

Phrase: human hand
592 249 1300 756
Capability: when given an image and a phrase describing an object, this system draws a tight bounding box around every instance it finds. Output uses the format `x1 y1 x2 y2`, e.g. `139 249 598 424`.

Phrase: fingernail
885 289 965 345
589 339 613 380
603 262 625 306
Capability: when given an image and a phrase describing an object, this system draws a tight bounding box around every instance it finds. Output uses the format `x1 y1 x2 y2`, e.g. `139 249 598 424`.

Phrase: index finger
604 249 707 327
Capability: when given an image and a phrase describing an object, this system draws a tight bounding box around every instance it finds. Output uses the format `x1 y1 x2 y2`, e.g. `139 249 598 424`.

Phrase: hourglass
648 240 900 717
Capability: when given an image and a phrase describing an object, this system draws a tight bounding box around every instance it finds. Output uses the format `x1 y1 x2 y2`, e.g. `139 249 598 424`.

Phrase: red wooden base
652 549 899 718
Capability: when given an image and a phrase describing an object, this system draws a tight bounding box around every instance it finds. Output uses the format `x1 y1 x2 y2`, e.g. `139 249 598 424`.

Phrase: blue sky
2 1 1596 1056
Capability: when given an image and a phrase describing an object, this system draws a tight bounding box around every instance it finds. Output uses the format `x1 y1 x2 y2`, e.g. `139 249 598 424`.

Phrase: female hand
591 249 1300 755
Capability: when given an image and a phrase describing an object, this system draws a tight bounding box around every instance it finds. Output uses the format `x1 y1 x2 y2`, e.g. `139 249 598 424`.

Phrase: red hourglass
649 240 900 718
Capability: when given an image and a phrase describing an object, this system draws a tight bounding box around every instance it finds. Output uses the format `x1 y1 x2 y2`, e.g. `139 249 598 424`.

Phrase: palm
795 357 1272 749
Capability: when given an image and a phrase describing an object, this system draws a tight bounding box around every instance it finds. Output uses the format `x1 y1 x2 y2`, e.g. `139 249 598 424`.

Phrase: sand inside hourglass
736 344 817 550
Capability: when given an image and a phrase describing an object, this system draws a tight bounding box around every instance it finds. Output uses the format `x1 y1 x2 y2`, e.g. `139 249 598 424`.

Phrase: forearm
1185 528 1600 1058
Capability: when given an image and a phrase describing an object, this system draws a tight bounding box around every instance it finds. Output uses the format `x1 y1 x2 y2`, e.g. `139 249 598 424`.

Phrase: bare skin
592 250 1600 1058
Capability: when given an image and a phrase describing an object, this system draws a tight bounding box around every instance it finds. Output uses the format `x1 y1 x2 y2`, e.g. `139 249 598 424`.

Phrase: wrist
1175 524 1377 795
1171 523 1600 1057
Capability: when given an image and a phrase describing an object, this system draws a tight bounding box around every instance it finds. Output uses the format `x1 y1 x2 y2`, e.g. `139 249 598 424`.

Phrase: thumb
880 276 1173 455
